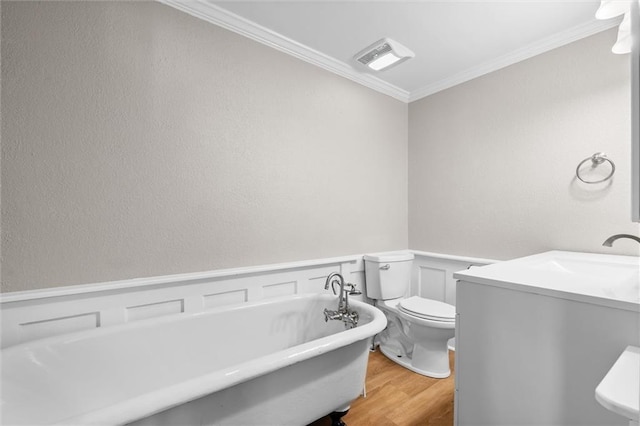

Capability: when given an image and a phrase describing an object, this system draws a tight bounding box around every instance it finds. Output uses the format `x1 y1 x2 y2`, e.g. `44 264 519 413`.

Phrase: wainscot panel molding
410 250 497 305
0 255 364 349
0 250 496 348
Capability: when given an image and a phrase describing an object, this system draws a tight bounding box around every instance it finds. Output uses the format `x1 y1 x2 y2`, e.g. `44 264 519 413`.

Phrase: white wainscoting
0 256 365 349
410 251 496 305
0 250 496 349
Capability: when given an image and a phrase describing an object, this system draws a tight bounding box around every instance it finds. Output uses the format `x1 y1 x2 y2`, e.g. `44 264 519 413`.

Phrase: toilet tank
363 251 414 300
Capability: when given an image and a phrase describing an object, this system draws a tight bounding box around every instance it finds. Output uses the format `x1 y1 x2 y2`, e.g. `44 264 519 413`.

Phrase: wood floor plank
387 379 454 426
308 350 455 426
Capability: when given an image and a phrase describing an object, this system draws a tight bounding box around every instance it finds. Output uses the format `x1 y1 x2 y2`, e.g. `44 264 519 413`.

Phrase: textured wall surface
3 2 638 293
1 1 408 292
409 29 639 260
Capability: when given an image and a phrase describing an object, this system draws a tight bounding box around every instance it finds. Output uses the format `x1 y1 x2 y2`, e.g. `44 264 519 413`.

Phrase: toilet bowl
364 252 456 378
381 297 455 378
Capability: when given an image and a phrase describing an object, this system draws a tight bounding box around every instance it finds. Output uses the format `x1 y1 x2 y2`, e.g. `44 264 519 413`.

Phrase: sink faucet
323 272 360 329
602 234 640 247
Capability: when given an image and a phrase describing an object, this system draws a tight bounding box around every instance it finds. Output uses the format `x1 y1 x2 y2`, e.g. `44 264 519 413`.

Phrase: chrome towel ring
576 152 615 184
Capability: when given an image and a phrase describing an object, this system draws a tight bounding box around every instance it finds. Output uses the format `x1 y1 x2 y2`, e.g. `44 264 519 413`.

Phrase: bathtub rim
3 293 386 426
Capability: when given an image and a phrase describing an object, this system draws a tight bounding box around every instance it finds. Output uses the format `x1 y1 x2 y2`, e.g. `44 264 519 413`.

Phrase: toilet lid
399 296 455 322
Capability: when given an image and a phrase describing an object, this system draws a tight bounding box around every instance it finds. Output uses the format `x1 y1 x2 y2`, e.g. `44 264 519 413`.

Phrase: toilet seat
398 296 455 323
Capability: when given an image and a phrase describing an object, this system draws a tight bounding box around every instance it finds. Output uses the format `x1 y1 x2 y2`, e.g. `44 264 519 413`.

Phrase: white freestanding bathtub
1 293 386 426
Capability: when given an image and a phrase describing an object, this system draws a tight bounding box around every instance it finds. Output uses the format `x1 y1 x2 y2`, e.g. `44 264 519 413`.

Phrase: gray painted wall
409 29 639 260
2 3 638 293
1 2 408 292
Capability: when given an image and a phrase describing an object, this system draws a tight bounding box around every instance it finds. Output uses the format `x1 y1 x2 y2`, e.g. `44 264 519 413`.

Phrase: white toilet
364 251 456 378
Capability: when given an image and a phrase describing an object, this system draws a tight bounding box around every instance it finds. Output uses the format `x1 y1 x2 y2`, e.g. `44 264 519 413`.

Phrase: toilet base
379 344 451 379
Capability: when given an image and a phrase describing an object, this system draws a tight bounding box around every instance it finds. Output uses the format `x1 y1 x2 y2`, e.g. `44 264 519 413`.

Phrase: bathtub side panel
2 295 384 426
128 340 370 426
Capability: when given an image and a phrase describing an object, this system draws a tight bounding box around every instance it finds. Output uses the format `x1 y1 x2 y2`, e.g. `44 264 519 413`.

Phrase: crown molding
159 0 618 104
408 18 621 102
157 0 411 102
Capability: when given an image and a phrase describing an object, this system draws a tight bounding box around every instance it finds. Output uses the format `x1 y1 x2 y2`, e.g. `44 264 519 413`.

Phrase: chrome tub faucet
323 272 361 329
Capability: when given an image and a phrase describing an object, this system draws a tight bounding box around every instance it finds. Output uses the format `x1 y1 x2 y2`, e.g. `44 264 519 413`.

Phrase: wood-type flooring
308 349 455 426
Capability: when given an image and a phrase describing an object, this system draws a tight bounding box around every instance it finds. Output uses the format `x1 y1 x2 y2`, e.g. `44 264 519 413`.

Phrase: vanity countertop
453 250 639 311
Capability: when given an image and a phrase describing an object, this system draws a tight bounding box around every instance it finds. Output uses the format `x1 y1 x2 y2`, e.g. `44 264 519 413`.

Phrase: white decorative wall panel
0 256 362 348
262 281 297 299
203 289 248 309
0 251 493 348
19 312 100 343
307 277 329 293
126 299 185 322
418 267 447 301
411 251 495 305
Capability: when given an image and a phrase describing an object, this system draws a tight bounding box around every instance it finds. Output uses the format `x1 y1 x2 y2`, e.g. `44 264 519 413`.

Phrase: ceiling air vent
354 38 415 71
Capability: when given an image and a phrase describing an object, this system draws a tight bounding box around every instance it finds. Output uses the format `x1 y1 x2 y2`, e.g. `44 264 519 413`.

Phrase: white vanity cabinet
453 251 640 426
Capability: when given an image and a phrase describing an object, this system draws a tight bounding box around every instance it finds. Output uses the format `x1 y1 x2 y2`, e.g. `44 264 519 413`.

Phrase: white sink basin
596 346 640 422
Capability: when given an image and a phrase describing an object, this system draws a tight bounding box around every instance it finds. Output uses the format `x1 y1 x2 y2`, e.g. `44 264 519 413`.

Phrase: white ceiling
160 1 620 102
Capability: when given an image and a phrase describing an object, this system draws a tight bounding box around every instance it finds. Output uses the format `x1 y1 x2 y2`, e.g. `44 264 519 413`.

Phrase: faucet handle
346 283 362 295
345 310 359 329
323 308 341 322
